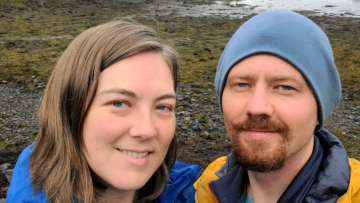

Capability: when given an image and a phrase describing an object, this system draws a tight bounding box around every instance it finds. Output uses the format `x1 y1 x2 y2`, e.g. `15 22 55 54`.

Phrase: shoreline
1 0 360 199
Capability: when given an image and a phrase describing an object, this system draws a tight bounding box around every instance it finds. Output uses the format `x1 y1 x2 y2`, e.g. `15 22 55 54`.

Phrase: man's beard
229 115 291 173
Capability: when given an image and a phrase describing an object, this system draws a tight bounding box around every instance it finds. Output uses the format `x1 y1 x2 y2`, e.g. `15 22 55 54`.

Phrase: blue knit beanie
215 9 341 132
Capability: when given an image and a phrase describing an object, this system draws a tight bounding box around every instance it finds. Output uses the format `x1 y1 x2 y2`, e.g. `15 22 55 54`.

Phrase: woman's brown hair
29 20 179 203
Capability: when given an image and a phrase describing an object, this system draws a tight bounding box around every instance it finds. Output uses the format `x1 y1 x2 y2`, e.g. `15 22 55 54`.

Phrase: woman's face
83 51 176 196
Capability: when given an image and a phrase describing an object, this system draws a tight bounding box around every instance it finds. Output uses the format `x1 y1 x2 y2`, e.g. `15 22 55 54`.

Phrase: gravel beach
1 0 360 200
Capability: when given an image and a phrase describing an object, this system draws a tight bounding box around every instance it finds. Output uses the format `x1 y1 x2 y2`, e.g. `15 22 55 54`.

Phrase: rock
0 163 12 185
207 119 214 124
4 169 13 183
0 164 11 172
15 140 24 145
202 131 211 139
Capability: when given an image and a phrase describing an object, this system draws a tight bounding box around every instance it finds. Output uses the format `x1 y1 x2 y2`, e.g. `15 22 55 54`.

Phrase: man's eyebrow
155 94 177 102
227 74 255 81
98 88 136 98
267 75 304 86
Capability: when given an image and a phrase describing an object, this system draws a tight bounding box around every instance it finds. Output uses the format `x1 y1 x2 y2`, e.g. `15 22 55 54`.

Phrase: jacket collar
209 129 350 203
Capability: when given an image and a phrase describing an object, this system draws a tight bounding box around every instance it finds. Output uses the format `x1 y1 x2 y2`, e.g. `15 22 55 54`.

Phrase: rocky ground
0 82 359 199
1 0 360 200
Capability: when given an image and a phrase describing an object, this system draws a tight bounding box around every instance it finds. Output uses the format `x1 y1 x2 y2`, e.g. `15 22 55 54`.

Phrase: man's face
222 54 318 173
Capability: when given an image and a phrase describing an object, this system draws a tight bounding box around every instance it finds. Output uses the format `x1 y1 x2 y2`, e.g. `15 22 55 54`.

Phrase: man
193 9 360 203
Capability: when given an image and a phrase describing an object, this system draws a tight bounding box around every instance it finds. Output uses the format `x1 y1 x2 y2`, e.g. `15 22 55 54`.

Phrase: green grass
2 1 359 95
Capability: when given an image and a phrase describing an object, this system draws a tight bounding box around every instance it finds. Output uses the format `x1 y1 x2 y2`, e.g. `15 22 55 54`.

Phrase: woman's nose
128 110 157 139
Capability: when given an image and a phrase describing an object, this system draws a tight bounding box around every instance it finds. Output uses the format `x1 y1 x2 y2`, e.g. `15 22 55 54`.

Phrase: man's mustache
231 115 289 136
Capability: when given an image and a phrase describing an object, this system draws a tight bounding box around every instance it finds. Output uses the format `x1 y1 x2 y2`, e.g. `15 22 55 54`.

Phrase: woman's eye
156 105 171 111
279 85 293 91
112 101 128 107
237 83 248 88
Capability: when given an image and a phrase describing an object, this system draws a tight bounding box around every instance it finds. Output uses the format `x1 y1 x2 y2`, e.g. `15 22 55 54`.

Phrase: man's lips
242 129 278 140
244 129 277 132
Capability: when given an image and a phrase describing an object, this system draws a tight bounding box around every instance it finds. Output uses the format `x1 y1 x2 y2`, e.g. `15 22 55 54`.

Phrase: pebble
4 169 13 183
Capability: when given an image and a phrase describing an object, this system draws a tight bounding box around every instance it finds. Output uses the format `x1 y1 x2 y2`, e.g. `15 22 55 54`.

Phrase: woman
6 20 182 203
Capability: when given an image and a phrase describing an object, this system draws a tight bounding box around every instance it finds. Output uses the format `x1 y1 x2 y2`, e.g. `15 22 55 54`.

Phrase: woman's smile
118 149 151 159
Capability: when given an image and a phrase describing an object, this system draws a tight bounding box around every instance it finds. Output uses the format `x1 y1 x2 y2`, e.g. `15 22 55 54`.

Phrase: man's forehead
228 54 307 80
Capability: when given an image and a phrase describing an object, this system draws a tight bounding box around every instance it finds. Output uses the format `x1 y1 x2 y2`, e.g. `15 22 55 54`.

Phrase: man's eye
237 83 248 87
279 85 292 91
112 101 128 107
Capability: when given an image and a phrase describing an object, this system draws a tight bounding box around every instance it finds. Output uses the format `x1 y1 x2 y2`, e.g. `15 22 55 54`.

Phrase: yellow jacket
337 158 360 203
193 130 360 203
194 157 360 203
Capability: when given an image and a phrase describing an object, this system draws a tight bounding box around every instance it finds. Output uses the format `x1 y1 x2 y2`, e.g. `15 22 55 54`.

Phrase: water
146 0 360 19
219 0 360 17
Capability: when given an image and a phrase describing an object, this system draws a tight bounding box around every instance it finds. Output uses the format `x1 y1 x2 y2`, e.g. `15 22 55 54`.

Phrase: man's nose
245 87 273 117
128 109 157 139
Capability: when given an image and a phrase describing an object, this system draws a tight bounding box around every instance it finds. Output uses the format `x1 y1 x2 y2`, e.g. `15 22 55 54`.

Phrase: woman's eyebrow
98 88 176 101
98 88 136 98
155 94 177 102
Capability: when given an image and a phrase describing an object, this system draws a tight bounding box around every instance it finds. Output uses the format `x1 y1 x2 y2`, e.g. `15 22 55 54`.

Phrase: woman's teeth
120 149 149 158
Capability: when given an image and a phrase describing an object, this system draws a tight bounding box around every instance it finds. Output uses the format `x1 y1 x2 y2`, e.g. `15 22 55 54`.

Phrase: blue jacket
6 143 48 203
157 161 202 203
6 143 202 203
